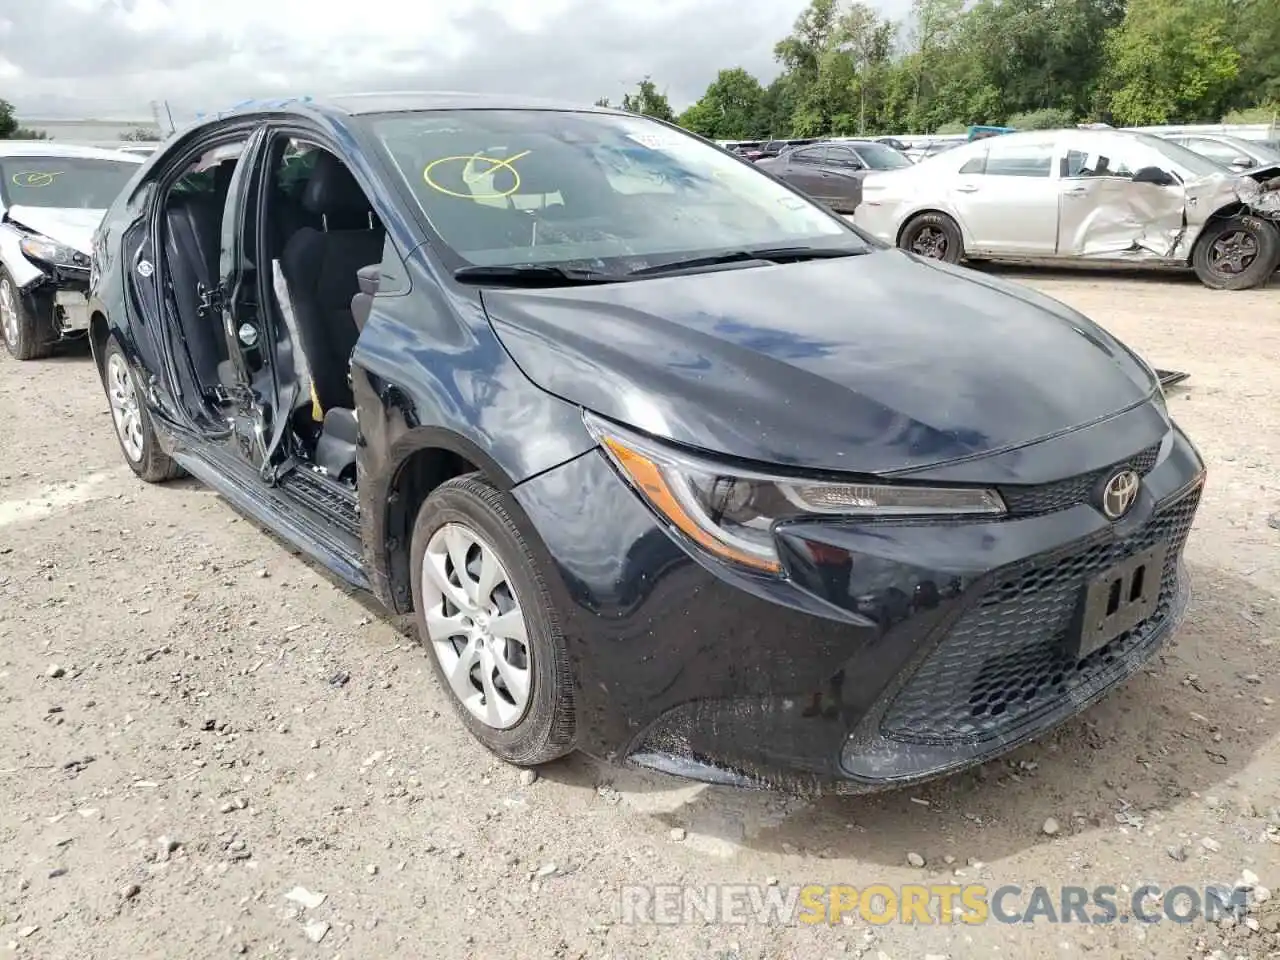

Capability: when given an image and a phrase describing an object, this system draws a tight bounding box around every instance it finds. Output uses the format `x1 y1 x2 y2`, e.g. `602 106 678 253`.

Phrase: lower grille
880 483 1201 745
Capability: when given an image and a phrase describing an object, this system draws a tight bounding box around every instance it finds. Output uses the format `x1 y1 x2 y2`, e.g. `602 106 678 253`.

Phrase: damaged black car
0 144 143 359
88 94 1206 793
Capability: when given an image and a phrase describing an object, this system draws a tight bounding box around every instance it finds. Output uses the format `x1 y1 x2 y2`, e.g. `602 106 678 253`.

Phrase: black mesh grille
880 483 1200 745
999 442 1162 516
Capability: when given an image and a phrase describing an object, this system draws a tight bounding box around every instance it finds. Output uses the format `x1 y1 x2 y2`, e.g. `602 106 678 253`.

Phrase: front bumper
512 419 1205 793
19 264 91 337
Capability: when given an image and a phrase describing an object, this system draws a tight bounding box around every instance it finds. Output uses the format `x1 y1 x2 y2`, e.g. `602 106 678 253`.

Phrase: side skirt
171 444 371 593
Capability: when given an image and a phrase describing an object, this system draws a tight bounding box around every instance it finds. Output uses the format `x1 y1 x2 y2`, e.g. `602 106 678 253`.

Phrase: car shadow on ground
547 562 1276 867
972 260 1275 289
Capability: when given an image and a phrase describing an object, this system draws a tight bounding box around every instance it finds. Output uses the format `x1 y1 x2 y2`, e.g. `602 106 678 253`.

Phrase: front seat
279 152 385 414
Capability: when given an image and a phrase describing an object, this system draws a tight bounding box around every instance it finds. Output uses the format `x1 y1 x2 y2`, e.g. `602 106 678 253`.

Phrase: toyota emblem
1100 469 1140 520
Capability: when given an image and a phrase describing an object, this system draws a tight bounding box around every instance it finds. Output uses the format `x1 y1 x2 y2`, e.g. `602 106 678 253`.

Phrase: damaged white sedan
854 128 1280 290
1 143 143 359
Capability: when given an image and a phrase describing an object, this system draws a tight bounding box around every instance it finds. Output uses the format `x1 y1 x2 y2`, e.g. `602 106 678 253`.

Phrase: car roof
200 91 606 122
0 141 146 162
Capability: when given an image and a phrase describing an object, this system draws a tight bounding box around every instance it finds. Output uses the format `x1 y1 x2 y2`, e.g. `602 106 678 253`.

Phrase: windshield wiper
452 264 618 286
626 245 868 277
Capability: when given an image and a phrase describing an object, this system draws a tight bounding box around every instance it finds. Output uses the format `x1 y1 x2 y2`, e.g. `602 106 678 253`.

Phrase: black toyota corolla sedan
87 93 1205 793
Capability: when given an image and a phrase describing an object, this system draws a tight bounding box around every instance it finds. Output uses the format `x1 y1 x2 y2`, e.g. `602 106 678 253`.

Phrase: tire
1192 215 1280 290
409 474 575 766
0 267 53 360
100 339 185 482
899 212 964 264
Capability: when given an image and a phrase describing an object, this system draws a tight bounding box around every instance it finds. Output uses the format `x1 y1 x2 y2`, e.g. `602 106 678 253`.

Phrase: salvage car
89 94 1205 792
0 143 143 359
756 139 912 213
855 128 1280 289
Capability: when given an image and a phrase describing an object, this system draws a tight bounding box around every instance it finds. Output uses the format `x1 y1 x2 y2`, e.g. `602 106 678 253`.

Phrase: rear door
780 146 833 199
952 134 1060 255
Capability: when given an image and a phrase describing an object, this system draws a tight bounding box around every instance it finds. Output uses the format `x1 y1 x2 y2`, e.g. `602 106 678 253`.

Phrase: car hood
482 249 1160 475
4 205 103 254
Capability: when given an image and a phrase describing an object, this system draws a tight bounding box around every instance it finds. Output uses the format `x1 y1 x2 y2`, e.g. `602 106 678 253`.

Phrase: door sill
172 445 369 591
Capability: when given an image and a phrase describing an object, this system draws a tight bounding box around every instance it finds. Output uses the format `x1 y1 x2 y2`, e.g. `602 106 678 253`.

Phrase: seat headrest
302 152 370 217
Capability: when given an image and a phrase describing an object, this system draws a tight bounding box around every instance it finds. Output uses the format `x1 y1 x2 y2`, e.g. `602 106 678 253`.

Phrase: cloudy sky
1 0 911 121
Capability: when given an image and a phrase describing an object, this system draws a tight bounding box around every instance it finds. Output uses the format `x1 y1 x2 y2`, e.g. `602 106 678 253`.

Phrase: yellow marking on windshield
11 171 63 187
423 151 531 199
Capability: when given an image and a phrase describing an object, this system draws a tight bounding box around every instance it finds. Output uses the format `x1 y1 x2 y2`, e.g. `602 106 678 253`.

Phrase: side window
1062 142 1139 179
1187 138 1241 165
170 141 247 198
790 147 824 164
981 140 1055 178
827 147 861 168
276 139 321 200
958 151 987 175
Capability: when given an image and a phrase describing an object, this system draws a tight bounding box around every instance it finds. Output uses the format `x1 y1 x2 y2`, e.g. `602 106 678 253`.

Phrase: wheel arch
895 208 963 248
375 427 523 615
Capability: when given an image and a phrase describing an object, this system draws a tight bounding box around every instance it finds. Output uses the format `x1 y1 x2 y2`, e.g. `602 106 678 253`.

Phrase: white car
854 128 1280 290
0 143 144 359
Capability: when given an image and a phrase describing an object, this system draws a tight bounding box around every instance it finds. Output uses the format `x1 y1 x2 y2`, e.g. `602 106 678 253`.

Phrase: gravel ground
0 268 1278 960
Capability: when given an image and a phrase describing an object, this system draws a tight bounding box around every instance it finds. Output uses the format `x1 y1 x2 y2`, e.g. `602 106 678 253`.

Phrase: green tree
620 77 676 123
836 3 897 133
0 99 17 139
676 68 768 140
1105 0 1241 124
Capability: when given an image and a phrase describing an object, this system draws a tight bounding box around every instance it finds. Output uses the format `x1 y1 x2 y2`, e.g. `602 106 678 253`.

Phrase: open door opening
156 140 251 423
258 137 386 497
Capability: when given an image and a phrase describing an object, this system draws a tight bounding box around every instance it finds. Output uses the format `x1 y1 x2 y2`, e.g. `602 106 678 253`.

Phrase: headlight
19 234 89 269
585 412 1006 575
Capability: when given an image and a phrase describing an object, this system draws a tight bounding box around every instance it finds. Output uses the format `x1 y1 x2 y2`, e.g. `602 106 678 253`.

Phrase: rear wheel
0 268 53 360
899 212 964 264
101 339 185 482
410 474 575 766
1192 215 1280 290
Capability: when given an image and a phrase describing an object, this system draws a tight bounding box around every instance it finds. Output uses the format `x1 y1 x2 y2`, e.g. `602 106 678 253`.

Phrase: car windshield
369 109 863 273
0 156 137 210
1131 134 1231 179
856 143 912 170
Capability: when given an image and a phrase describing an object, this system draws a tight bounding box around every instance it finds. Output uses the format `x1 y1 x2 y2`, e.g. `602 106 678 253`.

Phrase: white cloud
6 0 914 120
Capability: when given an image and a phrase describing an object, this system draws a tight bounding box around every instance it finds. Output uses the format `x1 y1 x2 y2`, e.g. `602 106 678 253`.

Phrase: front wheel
101 339 185 482
409 474 575 766
899 212 964 264
0 268 53 360
1192 215 1280 290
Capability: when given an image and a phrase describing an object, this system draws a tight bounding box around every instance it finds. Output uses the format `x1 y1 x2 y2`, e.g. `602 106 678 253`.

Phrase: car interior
158 137 385 492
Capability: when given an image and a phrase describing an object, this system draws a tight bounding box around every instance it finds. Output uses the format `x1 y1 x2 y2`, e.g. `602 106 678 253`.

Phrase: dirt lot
0 269 1278 960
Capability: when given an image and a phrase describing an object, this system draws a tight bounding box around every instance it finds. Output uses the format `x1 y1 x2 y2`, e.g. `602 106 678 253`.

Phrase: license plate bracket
1070 543 1168 661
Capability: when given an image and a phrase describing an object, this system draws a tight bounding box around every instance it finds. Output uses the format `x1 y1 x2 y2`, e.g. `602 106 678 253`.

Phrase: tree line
601 0 1280 141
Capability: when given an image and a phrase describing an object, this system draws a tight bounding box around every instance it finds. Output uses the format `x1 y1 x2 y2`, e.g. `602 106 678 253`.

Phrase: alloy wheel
107 352 145 462
911 226 948 259
1209 229 1258 277
0 278 18 347
421 522 532 730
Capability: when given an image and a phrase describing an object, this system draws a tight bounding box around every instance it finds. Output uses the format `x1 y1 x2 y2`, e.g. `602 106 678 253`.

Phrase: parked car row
3 95 1206 798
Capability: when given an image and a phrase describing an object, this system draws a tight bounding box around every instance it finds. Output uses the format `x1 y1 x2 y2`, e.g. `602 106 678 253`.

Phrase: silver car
1160 132 1280 173
854 129 1280 290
